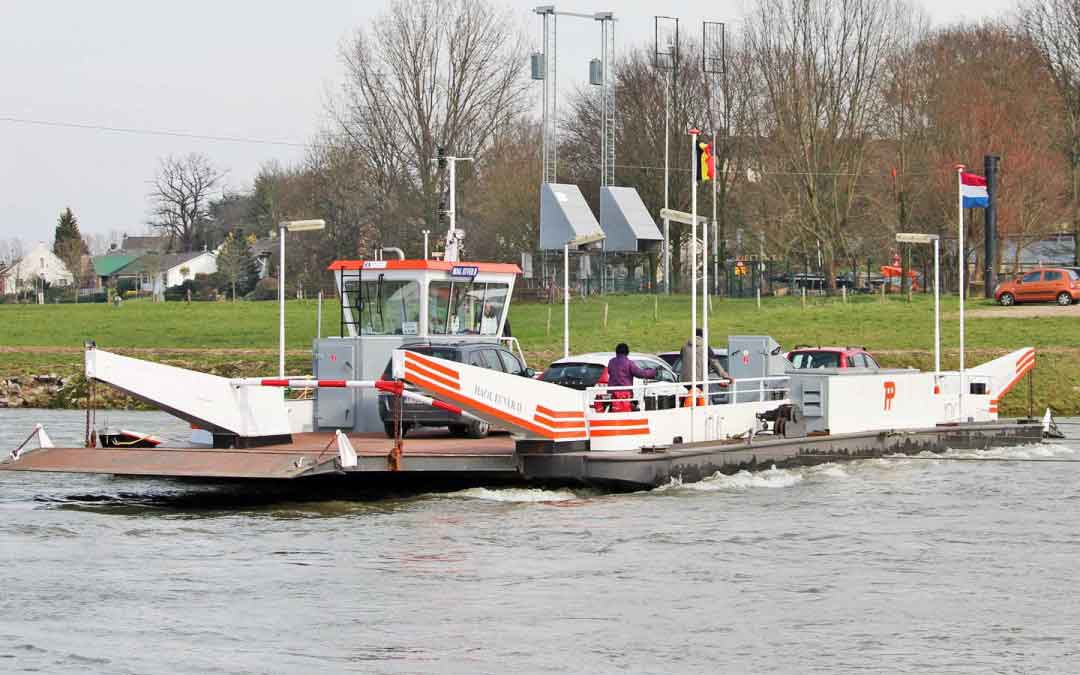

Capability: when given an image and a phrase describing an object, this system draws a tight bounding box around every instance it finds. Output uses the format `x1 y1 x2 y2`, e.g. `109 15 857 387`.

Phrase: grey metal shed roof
538 183 604 250
599 186 663 252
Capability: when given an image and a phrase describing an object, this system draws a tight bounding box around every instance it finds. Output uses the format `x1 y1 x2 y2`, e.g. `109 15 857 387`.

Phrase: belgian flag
696 141 714 183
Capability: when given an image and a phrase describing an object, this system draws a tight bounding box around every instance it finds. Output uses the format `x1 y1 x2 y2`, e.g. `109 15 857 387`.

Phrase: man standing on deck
680 328 731 383
606 343 656 412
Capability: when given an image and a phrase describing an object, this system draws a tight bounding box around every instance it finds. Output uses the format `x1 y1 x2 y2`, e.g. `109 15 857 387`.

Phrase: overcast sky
1 0 1020 246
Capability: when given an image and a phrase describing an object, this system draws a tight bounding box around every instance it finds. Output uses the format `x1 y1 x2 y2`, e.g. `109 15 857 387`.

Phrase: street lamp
278 219 325 377
896 232 941 388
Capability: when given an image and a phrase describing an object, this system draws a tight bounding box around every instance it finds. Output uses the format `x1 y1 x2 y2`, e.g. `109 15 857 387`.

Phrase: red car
786 346 880 369
994 267 1080 306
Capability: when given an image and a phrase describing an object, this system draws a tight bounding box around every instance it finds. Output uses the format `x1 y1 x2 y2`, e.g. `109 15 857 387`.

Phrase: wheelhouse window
344 276 420 336
428 281 508 336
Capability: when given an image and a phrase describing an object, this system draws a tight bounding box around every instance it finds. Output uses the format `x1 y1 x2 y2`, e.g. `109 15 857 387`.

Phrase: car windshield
1067 269 1079 281
790 351 841 368
540 362 606 387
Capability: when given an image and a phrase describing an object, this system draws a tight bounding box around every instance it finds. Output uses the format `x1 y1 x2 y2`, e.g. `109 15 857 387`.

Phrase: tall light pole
278 219 325 377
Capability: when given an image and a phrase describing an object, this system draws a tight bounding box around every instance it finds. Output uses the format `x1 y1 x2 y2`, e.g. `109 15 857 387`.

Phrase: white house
118 250 218 298
0 241 73 293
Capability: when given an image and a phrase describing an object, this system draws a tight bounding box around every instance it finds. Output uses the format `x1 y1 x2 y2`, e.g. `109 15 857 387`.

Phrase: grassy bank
1 294 1076 416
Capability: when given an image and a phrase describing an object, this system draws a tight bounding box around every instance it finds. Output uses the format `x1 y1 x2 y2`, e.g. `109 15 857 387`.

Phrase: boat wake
441 487 582 503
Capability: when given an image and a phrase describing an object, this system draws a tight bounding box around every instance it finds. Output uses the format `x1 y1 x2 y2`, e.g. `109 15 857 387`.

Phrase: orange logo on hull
883 381 896 411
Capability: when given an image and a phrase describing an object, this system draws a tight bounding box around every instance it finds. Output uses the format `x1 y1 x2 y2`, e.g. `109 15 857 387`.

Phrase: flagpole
957 164 965 424
702 141 709 397
690 129 699 419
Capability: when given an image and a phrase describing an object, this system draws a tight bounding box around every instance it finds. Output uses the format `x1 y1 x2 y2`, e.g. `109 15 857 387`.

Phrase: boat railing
498 336 528 366
585 375 790 413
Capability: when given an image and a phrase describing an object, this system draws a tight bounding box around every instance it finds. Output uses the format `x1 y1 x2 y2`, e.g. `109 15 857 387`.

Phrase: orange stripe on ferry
590 428 651 437
587 418 650 428
405 352 460 381
535 405 584 419
405 364 459 391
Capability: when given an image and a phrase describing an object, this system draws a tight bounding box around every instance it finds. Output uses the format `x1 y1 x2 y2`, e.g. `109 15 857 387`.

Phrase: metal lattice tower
537 7 558 184
597 13 615 186
702 22 727 131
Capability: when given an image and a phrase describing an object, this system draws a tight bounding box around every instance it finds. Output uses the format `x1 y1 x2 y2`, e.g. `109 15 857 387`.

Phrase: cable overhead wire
0 115 306 148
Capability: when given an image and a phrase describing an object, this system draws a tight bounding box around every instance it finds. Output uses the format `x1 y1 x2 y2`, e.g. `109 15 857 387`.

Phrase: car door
496 349 525 376
1018 270 1042 301
1043 270 1063 301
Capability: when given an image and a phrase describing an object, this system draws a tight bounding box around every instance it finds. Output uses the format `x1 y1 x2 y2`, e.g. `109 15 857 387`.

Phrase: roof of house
250 238 277 256
120 234 168 253
120 251 206 275
92 254 138 277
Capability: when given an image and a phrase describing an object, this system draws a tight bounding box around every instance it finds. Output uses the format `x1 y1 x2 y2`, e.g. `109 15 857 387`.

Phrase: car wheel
464 419 490 439
1057 292 1073 306
999 292 1014 306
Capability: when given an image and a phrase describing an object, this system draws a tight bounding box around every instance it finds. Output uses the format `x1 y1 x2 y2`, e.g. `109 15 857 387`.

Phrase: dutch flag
961 172 989 209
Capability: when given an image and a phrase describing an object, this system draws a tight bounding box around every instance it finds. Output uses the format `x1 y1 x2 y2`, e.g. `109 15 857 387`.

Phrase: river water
2 409 1079 674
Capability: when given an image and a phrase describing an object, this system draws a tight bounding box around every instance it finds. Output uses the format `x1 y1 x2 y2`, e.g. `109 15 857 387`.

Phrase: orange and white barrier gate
229 377 483 423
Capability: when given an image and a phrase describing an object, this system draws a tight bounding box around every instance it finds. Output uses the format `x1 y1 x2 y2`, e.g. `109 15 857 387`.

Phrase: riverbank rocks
0 375 67 408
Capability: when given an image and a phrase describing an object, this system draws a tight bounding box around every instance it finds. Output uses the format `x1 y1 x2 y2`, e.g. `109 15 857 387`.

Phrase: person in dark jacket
605 343 656 412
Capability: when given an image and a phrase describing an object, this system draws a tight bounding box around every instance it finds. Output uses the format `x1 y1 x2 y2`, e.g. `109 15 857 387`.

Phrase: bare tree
1021 0 1080 264
333 0 529 253
140 252 162 301
744 0 908 291
149 153 224 252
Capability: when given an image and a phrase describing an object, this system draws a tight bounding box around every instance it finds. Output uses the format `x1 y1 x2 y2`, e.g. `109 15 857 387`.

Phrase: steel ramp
1 445 338 480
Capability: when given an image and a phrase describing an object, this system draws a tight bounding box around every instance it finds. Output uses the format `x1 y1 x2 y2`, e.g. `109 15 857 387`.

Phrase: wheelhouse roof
327 259 520 274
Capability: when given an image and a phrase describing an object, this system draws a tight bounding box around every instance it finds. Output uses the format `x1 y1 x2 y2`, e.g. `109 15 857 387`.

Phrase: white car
538 352 685 409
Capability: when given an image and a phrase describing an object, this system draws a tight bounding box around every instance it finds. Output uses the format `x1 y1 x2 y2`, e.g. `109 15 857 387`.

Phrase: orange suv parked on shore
995 267 1080 306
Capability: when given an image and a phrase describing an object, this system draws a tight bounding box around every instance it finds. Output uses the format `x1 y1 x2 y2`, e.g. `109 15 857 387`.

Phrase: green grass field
1 294 1076 415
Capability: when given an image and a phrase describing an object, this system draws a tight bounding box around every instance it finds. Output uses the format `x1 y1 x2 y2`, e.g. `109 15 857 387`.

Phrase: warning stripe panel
533 415 587 430
405 352 460 381
991 361 1035 406
1016 352 1036 373
405 363 459 392
405 373 584 441
535 405 584 419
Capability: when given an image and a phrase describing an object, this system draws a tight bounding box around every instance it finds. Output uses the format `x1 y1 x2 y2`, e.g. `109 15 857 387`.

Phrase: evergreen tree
53 208 85 255
216 231 258 301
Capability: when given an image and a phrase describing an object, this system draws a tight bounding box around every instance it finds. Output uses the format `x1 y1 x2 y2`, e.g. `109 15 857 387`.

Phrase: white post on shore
279 227 285 377
278 219 326 378
663 75 671 295
934 237 941 381
564 242 570 359
957 165 966 423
